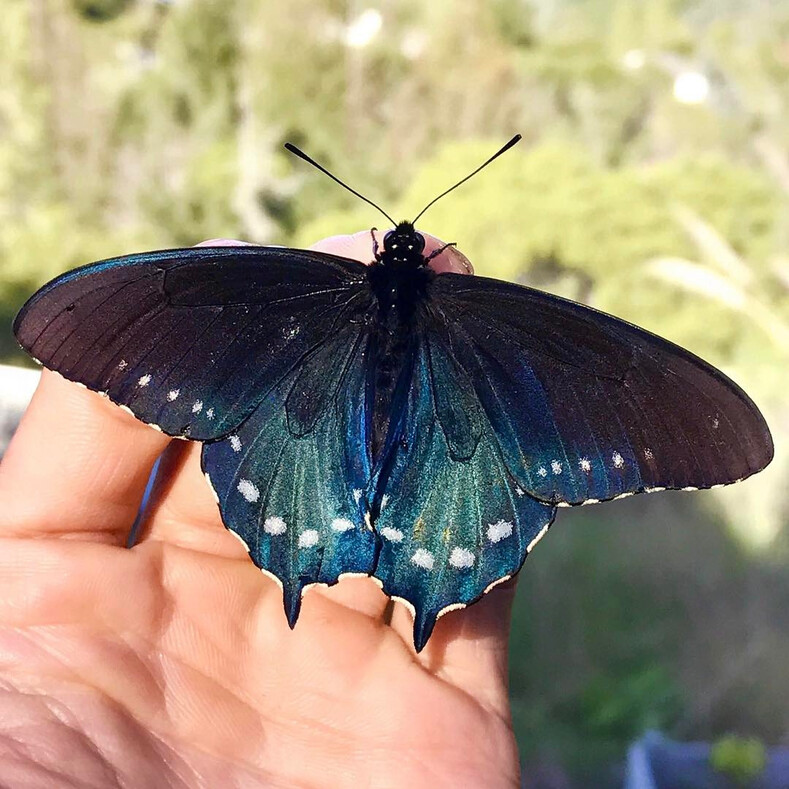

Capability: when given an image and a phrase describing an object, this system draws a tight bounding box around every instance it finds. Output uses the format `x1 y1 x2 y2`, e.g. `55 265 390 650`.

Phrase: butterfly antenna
412 134 522 225
285 143 396 226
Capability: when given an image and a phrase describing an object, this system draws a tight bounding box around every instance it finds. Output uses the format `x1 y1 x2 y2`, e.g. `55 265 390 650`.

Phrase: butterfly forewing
429 273 773 505
14 246 368 439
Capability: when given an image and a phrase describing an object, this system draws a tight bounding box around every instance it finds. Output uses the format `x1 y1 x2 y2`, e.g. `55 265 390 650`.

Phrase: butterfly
13 136 774 651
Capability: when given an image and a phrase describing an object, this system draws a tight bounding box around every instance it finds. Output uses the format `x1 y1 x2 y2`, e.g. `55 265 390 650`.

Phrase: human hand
0 233 520 788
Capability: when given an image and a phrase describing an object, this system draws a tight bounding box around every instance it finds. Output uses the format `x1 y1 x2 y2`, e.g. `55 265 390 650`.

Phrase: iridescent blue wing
372 330 556 651
201 320 377 624
13 246 368 439
429 274 773 505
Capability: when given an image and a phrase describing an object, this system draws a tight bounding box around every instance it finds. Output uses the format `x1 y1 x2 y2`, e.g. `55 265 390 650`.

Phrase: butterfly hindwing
202 322 376 624
372 333 556 651
430 274 773 505
13 246 369 440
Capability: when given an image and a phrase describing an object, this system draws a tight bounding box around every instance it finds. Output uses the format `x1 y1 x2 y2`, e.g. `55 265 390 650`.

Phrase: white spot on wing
229 435 242 452
411 549 435 570
612 451 624 468
298 529 319 548
264 516 287 535
551 460 563 475
580 457 591 472
137 374 151 387
330 517 354 532
644 447 654 460
192 400 203 414
449 547 475 569
537 466 548 478
117 359 128 370
353 488 362 504
487 519 514 543
515 486 525 497
206 407 215 420
381 494 390 509
167 389 180 401
381 526 404 542
237 479 259 502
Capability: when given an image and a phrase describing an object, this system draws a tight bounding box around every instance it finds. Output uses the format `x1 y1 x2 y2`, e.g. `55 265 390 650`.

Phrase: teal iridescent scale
13 229 773 651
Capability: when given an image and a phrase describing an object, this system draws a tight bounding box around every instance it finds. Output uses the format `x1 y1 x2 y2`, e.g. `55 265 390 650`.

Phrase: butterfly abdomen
366 229 435 462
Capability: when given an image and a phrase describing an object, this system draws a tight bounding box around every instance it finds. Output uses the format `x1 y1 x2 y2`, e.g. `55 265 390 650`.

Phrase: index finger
0 370 170 541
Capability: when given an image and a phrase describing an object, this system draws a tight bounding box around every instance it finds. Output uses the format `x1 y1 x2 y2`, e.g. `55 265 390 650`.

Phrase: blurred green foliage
1 0 788 782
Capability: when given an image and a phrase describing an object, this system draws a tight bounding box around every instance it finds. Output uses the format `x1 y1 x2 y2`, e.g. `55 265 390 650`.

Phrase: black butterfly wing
372 331 556 651
201 320 377 623
429 273 773 505
15 245 383 621
13 246 369 439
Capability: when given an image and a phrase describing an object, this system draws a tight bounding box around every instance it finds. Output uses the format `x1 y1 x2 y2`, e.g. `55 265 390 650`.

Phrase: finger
141 441 246 559
388 580 517 717
311 229 474 274
0 370 169 541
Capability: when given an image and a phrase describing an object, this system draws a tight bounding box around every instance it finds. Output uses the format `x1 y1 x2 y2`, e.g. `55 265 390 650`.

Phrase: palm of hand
0 236 520 788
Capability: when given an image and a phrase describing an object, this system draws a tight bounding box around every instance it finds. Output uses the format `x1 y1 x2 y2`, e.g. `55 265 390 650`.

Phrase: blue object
127 453 162 548
626 731 789 789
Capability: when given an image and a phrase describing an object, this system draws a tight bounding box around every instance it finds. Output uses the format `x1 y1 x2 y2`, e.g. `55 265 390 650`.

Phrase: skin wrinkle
39 697 124 789
133 547 278 737
11 683 268 789
0 687 129 789
5 623 268 784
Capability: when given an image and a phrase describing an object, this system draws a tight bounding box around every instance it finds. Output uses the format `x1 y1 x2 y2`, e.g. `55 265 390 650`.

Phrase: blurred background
1 0 788 785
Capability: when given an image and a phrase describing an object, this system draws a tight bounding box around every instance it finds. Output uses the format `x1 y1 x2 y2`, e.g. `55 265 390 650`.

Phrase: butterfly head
381 222 427 269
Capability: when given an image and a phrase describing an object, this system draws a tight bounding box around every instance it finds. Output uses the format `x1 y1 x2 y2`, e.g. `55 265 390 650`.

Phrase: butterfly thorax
366 222 435 459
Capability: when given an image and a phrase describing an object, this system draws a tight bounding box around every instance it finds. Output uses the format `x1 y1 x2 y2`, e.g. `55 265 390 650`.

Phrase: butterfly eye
412 234 426 253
